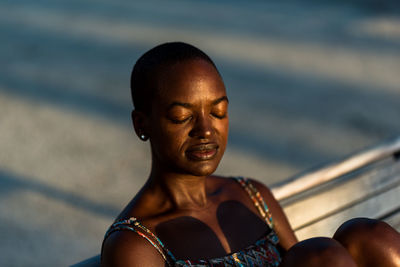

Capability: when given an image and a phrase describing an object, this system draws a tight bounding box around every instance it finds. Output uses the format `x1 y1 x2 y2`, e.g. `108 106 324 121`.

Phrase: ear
131 110 149 141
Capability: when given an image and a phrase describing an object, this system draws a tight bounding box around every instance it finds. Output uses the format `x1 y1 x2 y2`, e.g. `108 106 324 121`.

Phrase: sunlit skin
133 59 230 212
149 59 229 180
102 56 400 267
102 58 297 266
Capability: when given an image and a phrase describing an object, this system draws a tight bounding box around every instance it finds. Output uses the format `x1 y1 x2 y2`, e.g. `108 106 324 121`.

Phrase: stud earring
140 134 147 141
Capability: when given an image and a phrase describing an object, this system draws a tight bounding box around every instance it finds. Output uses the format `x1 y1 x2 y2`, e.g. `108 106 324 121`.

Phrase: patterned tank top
103 177 282 266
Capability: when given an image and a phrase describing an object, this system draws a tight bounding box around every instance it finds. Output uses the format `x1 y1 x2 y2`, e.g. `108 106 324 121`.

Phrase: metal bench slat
283 159 400 230
294 183 400 240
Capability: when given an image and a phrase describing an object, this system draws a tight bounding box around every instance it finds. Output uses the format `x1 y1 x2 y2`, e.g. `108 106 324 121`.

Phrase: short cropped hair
130 42 218 113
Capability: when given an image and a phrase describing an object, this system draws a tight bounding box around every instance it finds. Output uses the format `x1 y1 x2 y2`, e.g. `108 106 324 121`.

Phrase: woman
101 42 400 266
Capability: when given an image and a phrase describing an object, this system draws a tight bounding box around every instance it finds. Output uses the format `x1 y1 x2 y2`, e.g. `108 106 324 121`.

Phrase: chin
167 153 224 176
191 168 216 177
186 161 220 177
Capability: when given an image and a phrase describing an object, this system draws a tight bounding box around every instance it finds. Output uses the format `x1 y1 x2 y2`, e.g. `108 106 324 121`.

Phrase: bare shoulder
101 230 166 267
247 178 298 250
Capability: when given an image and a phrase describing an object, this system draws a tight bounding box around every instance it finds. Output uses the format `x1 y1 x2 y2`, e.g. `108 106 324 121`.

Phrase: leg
280 237 356 267
333 217 400 267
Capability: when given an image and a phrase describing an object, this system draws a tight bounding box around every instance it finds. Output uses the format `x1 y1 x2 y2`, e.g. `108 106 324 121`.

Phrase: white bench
71 136 400 266
272 136 400 241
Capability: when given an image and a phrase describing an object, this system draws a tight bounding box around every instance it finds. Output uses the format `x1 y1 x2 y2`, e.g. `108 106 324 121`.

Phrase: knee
280 237 356 267
333 217 395 247
333 217 400 266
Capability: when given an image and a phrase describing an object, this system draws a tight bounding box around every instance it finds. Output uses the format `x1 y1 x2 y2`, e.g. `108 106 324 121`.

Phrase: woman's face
148 59 229 177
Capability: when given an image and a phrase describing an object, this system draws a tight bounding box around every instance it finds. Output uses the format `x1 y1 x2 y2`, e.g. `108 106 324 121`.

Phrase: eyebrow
167 96 229 110
212 96 229 105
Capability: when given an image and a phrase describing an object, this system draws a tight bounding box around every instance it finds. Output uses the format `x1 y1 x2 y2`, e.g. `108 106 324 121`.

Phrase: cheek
154 122 188 151
216 120 229 143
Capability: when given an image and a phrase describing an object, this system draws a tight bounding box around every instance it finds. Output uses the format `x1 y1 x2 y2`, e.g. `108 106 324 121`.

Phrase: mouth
186 143 219 161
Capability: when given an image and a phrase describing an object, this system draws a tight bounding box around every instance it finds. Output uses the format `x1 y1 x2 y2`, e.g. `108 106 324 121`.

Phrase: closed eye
211 113 227 119
170 116 192 124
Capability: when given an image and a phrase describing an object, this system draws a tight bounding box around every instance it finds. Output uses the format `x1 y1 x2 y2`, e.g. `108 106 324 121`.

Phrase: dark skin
102 58 400 266
101 59 297 266
281 219 400 267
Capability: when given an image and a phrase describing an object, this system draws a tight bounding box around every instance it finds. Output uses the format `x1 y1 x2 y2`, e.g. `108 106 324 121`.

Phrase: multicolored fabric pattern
103 177 282 266
174 230 280 267
236 177 274 229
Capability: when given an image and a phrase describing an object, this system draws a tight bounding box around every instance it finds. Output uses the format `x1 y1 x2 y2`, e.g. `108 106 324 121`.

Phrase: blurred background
0 0 399 265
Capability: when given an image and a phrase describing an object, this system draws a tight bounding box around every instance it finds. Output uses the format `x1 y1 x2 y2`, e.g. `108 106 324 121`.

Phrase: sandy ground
0 0 399 266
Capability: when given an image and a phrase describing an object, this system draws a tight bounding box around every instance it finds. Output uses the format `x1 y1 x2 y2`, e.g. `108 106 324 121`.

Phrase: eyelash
212 113 226 119
170 117 192 124
169 113 226 124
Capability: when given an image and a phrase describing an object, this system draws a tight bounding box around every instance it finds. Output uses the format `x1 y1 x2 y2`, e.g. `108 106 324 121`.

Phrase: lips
186 143 219 161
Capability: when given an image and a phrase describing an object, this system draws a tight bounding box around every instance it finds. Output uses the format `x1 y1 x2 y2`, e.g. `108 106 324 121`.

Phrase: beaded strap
103 217 176 265
235 177 274 229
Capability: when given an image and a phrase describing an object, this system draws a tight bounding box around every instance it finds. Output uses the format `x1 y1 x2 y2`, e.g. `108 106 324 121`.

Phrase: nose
189 114 213 139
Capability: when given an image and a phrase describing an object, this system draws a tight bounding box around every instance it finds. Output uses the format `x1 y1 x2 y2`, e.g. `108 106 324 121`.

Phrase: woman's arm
101 231 166 267
249 179 298 250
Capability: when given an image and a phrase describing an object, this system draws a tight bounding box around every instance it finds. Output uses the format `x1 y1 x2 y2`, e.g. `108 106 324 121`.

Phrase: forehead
154 59 226 104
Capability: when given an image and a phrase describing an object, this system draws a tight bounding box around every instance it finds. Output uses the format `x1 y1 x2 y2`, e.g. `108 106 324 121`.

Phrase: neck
147 167 210 211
